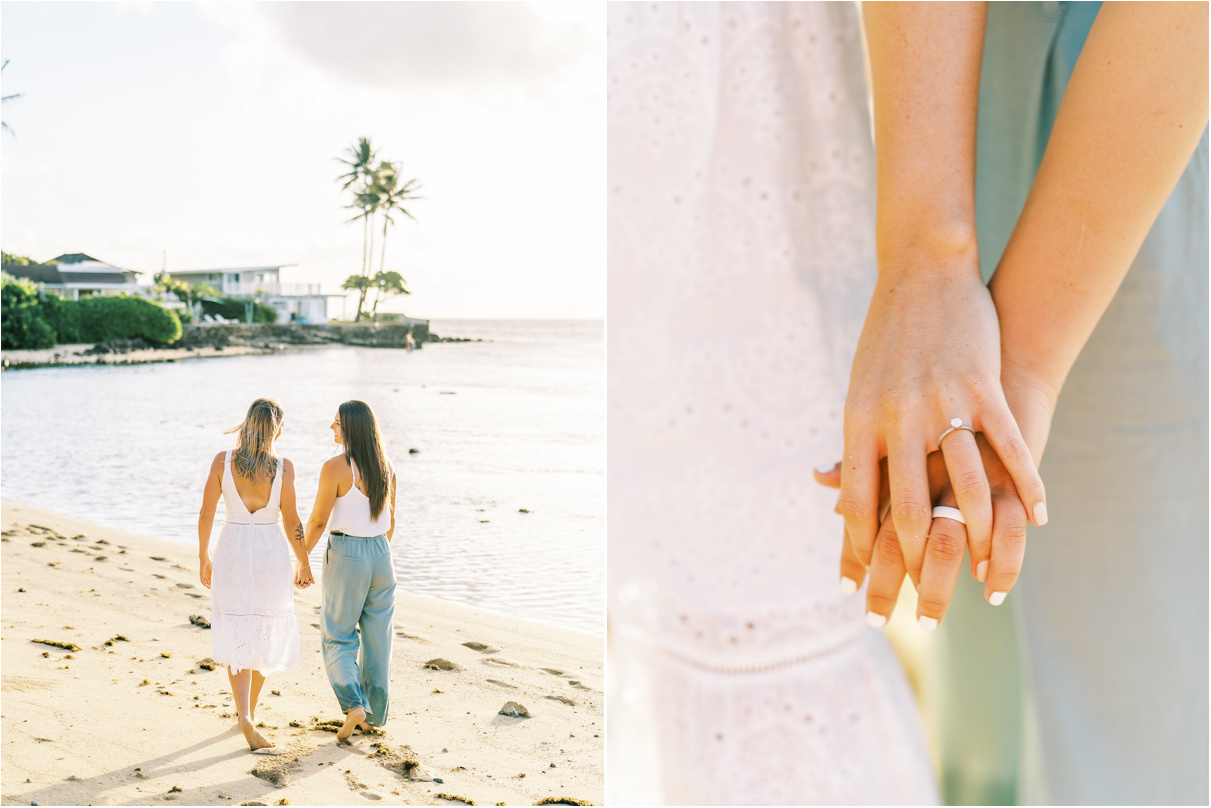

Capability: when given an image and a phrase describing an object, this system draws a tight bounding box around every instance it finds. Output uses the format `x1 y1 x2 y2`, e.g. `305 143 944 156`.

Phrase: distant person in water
197 398 312 752
405 330 416 352
304 399 398 738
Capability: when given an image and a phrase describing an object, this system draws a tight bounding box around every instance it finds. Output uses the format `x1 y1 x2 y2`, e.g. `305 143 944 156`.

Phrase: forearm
304 516 328 554
863 1 987 274
197 514 213 559
284 519 310 565
991 1 1208 390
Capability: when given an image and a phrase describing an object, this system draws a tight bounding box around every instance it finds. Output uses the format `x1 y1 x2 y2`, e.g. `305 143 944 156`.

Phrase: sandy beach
0 501 603 806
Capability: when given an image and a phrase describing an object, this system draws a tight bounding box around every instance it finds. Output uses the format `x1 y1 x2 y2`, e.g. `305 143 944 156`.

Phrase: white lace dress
210 451 300 675
607 3 939 804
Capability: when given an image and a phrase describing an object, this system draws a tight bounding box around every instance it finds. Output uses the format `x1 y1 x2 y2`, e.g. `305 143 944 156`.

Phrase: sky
0 2 604 320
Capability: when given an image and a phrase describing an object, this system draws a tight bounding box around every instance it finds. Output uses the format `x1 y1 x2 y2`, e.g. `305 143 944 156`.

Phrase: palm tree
369 270 410 322
2 60 24 137
346 185 382 321
336 137 378 283
370 161 422 278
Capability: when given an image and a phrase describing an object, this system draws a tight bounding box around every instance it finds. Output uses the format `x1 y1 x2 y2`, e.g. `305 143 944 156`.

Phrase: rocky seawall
1 322 482 370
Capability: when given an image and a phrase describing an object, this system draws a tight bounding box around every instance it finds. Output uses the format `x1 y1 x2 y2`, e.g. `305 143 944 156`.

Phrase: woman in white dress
607 3 938 803
198 398 310 752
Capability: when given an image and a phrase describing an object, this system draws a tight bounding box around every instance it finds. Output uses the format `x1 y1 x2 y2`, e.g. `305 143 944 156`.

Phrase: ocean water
0 319 604 635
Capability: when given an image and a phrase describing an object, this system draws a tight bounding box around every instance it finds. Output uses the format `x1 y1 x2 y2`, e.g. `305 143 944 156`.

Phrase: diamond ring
937 417 976 449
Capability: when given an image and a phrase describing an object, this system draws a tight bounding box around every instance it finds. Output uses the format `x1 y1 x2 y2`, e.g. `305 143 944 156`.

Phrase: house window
227 273 240 285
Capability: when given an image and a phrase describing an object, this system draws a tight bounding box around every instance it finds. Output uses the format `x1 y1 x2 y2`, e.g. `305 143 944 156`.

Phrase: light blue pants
321 532 396 726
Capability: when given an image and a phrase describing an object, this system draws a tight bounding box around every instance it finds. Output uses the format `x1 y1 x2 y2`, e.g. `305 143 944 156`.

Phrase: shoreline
0 500 603 806
0 341 328 371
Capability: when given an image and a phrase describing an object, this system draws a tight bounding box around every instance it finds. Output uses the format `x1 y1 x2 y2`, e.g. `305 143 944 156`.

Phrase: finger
978 402 1048 527
984 489 1029 606
839 527 867 595
840 442 882 568
937 430 993 582
915 508 968 630
865 516 908 628
886 439 932 580
814 461 842 489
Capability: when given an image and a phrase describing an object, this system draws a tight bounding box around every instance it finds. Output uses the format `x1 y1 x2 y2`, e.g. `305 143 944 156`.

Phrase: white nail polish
866 612 887 628
989 591 1007 606
815 462 837 475
840 577 859 595
1033 502 1048 526
975 560 989 583
918 615 938 631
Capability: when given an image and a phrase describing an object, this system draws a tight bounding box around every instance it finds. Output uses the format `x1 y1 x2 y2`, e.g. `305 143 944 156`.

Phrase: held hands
294 561 315 590
819 366 1059 628
841 266 1048 589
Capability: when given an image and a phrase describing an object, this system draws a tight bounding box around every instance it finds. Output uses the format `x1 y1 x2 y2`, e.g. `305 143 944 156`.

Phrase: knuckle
873 531 904 565
926 531 966 563
999 434 1033 467
867 592 898 614
891 499 931 533
879 390 919 420
918 595 951 615
953 470 990 501
840 496 875 522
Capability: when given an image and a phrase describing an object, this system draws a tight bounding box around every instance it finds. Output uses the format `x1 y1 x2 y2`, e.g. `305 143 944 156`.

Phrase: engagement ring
937 417 976 449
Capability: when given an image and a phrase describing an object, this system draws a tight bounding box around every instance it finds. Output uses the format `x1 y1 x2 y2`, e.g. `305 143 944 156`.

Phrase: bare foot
239 717 273 751
337 707 366 739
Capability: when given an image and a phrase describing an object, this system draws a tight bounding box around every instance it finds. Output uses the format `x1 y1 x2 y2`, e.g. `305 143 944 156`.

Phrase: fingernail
840 576 859 595
1033 502 1048 526
989 591 1007 606
976 560 989 583
815 462 837 475
866 612 887 628
918 615 938 631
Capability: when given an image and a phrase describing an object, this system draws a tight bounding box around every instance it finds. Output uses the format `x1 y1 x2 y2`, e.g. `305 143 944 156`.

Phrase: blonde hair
225 398 283 481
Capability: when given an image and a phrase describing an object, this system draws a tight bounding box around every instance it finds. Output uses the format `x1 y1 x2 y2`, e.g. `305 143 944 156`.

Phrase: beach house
1 253 145 300
161 265 338 324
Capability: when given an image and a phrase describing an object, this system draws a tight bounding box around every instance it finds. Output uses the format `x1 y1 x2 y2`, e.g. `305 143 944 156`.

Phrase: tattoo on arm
294 525 305 547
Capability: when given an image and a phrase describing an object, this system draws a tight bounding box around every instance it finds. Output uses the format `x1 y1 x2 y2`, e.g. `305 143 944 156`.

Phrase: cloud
211 1 598 95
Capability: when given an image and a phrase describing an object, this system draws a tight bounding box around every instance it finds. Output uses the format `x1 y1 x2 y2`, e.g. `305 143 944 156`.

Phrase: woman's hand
841 260 1047 587
199 557 213 589
294 561 314 589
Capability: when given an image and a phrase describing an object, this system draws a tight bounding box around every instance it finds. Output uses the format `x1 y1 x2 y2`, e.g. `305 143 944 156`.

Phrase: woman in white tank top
302 400 398 739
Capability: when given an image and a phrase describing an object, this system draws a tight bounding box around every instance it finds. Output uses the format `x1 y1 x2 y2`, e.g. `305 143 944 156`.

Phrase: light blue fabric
321 532 396 726
935 2 1209 804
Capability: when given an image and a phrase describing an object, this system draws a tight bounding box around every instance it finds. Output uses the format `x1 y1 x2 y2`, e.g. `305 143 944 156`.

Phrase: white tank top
330 456 392 537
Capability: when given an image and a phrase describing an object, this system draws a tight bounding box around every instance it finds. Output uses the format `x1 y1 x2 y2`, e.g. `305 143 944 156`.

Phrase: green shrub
42 295 182 345
78 296 182 343
40 294 84 343
1 273 56 349
201 296 277 324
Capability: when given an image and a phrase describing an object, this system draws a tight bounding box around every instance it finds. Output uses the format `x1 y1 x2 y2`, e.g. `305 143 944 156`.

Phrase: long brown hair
338 400 392 519
225 398 283 481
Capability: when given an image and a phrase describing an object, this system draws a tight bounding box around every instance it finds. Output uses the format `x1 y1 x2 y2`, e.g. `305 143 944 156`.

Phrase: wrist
875 222 981 285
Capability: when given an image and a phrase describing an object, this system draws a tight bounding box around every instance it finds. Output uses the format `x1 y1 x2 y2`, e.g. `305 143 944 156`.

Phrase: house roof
51 253 105 265
2 262 139 286
2 263 62 284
